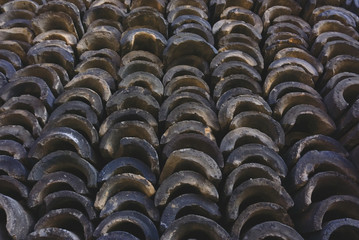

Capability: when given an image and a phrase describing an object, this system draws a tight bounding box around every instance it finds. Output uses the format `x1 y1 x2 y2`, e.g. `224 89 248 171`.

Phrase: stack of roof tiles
0 0 359 239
